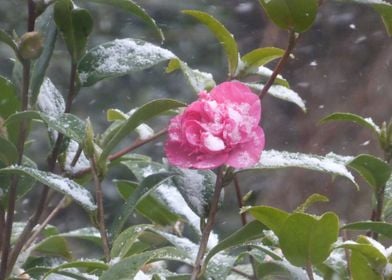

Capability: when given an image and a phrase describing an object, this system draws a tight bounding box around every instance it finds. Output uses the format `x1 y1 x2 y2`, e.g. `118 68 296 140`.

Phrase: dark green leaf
342 221 392 240
256 260 308 279
43 260 108 279
320 112 381 136
182 10 239 77
0 137 17 165
31 8 58 104
110 172 175 238
80 0 164 42
279 212 339 266
348 154 391 192
0 76 19 119
33 235 72 260
116 180 180 226
258 0 318 32
99 99 184 161
58 227 101 246
204 220 266 267
78 38 176 86
0 166 96 211
54 0 93 62
241 206 289 235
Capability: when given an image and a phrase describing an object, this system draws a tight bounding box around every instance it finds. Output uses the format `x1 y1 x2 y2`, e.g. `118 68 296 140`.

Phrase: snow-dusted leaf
166 58 215 92
37 78 65 116
58 227 101 245
320 112 381 135
239 47 284 76
256 260 308 279
251 65 290 87
0 166 96 211
78 38 176 86
171 167 218 218
238 149 357 188
248 83 306 112
64 140 90 175
43 260 108 280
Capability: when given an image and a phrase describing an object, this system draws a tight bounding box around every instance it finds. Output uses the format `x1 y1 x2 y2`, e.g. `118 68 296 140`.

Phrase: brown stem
191 167 225 280
90 157 111 262
71 145 83 167
73 128 167 178
342 230 352 279
0 208 5 253
259 30 298 100
234 175 247 226
305 260 315 280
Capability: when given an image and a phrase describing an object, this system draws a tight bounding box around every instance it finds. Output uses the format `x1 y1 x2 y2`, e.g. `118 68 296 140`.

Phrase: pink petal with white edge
226 126 265 168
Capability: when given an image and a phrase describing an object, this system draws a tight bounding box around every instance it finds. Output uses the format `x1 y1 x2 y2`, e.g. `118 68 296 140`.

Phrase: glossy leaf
31 8 58 104
247 83 306 112
78 38 176 86
279 212 339 267
240 47 284 75
0 76 19 119
116 180 180 226
6 111 85 144
0 29 18 53
54 0 93 62
342 221 392 240
204 220 266 267
99 99 184 161
348 154 391 192
111 224 153 258
320 112 381 136
258 0 318 32
242 206 289 235
166 58 216 92
81 0 164 42
183 10 239 77
171 167 217 218
0 137 17 165
0 166 96 211
110 172 175 238
238 149 358 188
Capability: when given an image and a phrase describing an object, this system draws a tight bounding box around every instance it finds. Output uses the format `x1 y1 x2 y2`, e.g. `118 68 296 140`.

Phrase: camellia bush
1 0 392 279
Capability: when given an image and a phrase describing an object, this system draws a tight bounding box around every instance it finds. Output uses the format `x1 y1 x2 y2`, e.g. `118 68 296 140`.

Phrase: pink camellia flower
165 81 265 169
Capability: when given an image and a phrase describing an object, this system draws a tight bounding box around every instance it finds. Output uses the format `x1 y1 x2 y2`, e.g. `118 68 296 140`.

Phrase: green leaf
279 212 339 266
238 149 358 188
171 167 217 218
351 250 382 280
346 0 392 36
241 206 289 235
99 99 184 162
116 180 180 226
111 224 153 258
182 10 239 77
258 0 318 32
240 47 284 75
295 193 329 213
0 29 18 54
78 38 176 87
43 260 108 280
80 0 164 42
204 221 266 267
58 227 101 246
0 166 96 211
54 0 93 62
348 154 391 192
342 221 392 240
0 137 17 165
256 260 308 279
33 235 72 260
0 76 19 119
110 172 175 238
247 83 306 112
320 112 381 136
166 58 216 92
5 111 85 144
31 8 58 104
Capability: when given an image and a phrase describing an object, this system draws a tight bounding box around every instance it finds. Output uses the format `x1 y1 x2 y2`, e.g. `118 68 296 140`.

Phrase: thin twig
23 197 67 250
305 260 315 280
71 144 83 167
231 267 254 279
342 230 352 279
0 208 5 253
234 175 247 226
191 167 225 280
259 30 298 100
90 157 111 262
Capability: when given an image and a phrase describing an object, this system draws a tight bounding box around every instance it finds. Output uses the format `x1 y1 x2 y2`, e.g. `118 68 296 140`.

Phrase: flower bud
18 31 44 60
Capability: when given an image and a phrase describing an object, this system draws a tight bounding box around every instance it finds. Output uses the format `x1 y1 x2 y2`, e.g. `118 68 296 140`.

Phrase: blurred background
1 0 391 240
